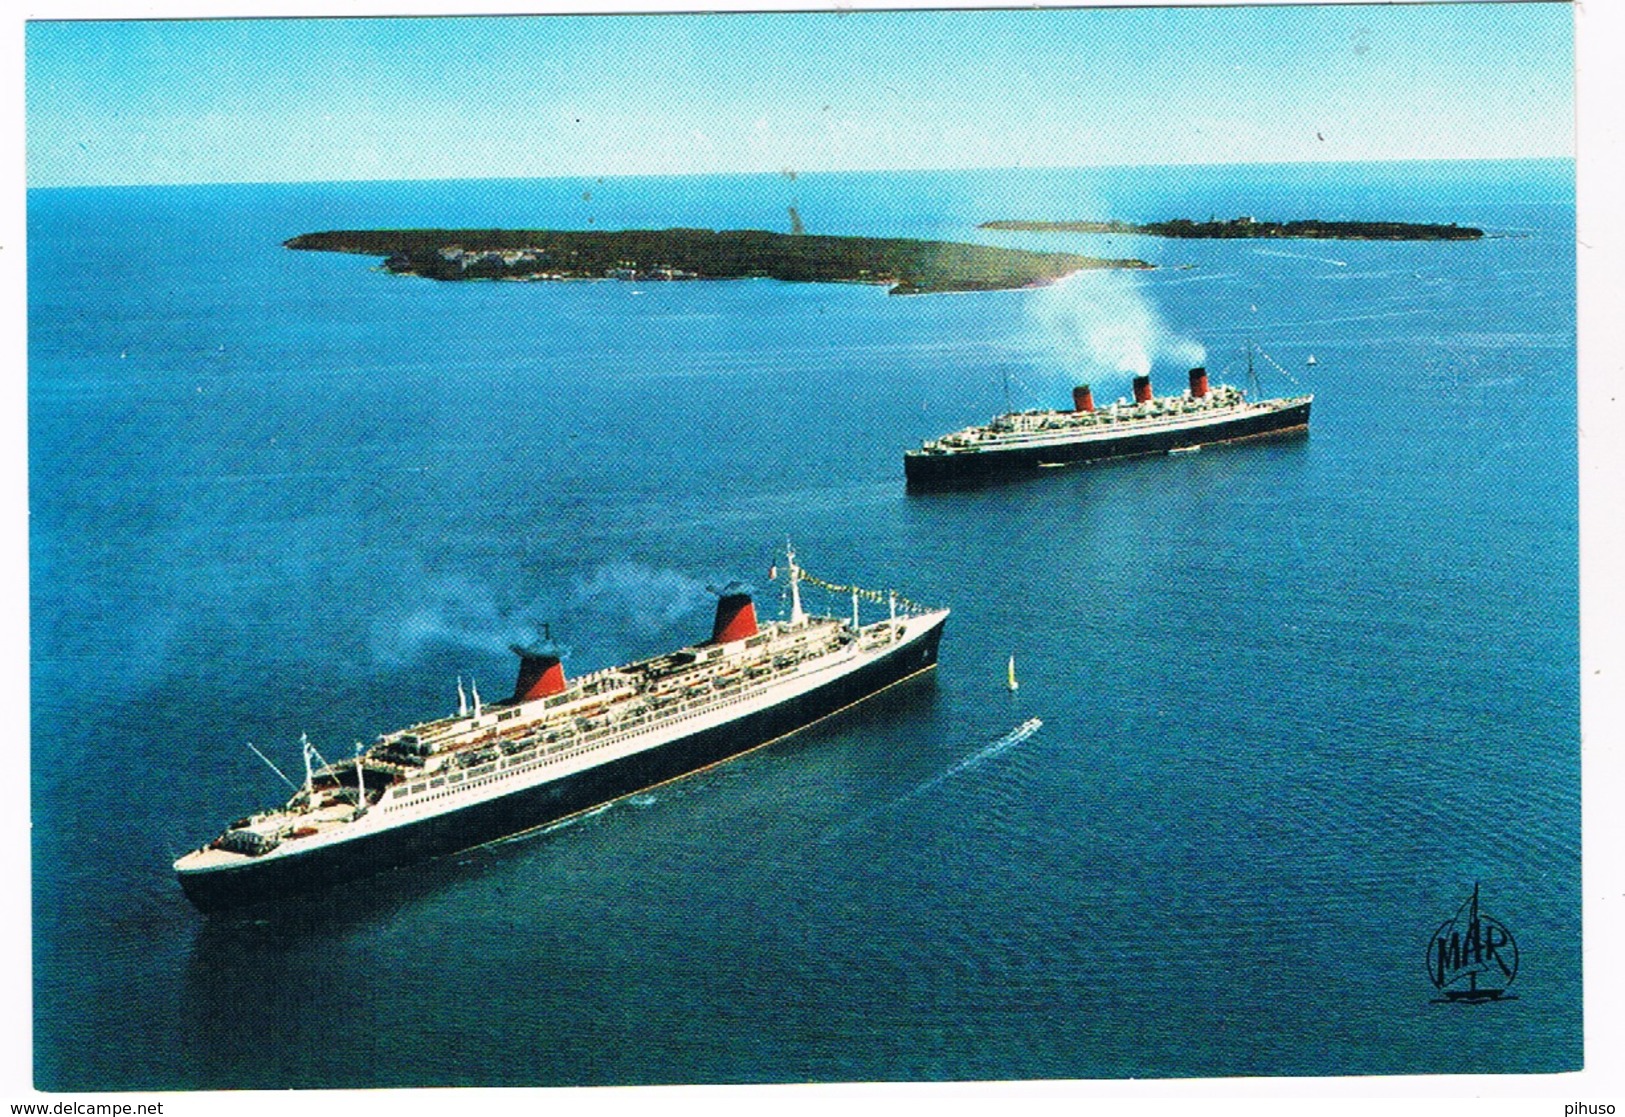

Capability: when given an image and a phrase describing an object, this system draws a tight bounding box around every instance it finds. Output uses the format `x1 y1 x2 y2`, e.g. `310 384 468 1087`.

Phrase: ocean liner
175 548 948 911
904 359 1312 489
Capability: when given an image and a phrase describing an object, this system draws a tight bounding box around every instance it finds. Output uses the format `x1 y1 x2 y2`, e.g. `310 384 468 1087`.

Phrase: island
978 216 1484 241
284 227 1152 294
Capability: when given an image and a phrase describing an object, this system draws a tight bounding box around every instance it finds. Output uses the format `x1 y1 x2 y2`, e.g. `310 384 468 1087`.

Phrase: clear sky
25 4 1574 187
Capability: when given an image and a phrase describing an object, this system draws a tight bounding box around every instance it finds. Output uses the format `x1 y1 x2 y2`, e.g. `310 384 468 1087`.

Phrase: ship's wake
480 801 616 852
820 718 1042 843
1251 247 1348 267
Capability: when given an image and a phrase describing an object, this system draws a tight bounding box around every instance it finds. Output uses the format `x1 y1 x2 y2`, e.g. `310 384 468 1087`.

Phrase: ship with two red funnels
174 548 948 912
904 359 1312 489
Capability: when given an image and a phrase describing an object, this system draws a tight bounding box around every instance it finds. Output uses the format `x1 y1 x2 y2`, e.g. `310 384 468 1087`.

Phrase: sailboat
1007 655 1019 692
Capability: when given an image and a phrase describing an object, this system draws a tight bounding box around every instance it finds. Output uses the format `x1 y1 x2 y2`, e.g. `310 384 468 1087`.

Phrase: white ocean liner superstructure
175 547 948 911
904 360 1312 487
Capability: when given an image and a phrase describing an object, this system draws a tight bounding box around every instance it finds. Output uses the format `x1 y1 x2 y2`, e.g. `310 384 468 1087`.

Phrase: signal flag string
773 566 934 616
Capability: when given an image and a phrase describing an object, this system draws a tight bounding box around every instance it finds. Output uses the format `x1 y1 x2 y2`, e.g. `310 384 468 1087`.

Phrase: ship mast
353 744 368 816
247 741 297 791
787 541 806 626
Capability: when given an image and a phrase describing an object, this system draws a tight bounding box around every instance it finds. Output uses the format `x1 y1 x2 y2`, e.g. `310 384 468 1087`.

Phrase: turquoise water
29 160 1577 1088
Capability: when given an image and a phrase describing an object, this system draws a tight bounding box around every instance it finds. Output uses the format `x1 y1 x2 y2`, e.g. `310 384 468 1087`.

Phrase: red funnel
512 649 566 702
711 592 758 643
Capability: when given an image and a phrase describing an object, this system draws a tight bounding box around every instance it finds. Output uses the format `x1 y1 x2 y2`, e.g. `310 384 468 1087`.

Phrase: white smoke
568 561 711 634
368 572 539 666
1027 271 1206 397
369 561 715 667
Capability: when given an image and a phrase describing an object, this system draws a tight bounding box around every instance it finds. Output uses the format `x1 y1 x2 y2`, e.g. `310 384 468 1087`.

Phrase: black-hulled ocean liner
904 363 1311 488
175 548 947 911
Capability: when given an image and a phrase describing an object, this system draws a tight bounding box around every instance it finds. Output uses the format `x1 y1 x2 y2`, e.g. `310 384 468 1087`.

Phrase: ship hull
904 399 1311 489
178 615 946 912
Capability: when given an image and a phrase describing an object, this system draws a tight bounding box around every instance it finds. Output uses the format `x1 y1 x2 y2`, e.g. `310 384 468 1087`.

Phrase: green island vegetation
979 216 1484 241
284 227 1152 294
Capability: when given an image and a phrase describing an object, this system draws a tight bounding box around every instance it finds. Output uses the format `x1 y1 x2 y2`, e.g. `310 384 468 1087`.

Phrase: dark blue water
29 160 1577 1088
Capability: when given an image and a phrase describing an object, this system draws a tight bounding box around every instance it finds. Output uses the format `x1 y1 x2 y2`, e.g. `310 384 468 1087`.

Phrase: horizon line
26 153 1577 192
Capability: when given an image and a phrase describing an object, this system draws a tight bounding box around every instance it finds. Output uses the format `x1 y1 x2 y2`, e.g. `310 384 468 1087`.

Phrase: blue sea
28 160 1578 1089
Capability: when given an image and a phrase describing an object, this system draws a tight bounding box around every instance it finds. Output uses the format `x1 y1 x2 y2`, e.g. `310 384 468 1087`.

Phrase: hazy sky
26 4 1573 187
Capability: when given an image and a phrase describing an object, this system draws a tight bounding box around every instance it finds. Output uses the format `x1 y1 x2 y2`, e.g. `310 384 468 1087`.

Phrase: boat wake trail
1251 247 1348 267
821 718 1042 842
487 802 615 849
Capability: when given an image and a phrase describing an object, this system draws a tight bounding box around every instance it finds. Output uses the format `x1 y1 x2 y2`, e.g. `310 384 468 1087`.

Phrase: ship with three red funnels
904 356 1312 489
174 547 948 912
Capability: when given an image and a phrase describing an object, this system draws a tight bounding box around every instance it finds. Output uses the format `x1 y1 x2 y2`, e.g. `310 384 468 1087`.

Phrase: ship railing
546 645 855 758
421 674 794 791
387 635 903 801
388 658 860 810
973 404 1263 446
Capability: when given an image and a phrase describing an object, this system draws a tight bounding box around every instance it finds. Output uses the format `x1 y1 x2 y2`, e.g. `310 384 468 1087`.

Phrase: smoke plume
1027 271 1206 397
369 560 715 669
568 562 710 634
368 572 541 666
